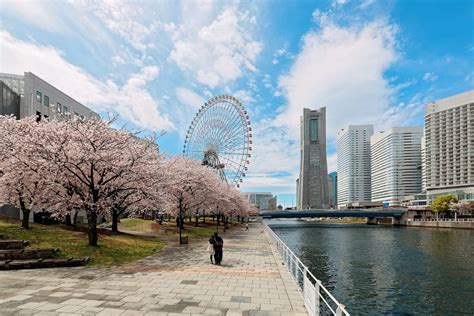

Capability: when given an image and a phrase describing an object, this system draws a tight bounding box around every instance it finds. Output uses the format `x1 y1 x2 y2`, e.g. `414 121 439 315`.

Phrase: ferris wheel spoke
217 155 244 172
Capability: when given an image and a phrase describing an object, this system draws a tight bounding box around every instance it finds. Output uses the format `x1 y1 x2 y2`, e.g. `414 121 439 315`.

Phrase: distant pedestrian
245 223 249 231
213 232 224 265
208 235 216 264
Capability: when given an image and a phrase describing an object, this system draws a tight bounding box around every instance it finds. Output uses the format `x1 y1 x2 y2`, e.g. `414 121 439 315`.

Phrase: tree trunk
73 211 79 225
21 209 30 229
65 214 72 226
195 215 199 226
111 209 119 233
87 211 98 246
19 196 30 229
203 211 206 223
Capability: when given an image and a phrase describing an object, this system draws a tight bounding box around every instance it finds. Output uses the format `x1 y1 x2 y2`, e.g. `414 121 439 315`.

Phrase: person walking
207 235 216 264
213 232 224 265
245 223 249 231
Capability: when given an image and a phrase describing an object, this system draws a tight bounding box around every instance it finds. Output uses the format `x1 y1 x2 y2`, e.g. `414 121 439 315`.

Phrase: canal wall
406 220 474 229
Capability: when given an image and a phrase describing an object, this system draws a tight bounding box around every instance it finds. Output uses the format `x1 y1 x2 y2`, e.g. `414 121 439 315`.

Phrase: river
267 220 474 315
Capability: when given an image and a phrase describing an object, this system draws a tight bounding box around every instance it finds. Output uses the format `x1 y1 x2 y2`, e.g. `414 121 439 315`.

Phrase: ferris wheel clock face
183 95 252 188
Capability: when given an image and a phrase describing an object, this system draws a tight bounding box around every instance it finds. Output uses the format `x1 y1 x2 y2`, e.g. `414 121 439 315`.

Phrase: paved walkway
0 223 307 316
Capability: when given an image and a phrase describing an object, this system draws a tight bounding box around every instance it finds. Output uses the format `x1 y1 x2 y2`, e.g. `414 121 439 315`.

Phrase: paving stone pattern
0 223 307 316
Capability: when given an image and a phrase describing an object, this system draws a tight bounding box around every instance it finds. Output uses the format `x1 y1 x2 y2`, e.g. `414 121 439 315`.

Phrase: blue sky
1 0 473 207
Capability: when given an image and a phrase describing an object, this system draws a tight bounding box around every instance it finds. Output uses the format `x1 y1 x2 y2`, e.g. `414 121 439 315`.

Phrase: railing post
336 304 346 316
315 279 321 315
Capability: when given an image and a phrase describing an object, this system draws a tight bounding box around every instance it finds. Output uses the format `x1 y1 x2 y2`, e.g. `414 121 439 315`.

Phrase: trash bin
180 236 188 245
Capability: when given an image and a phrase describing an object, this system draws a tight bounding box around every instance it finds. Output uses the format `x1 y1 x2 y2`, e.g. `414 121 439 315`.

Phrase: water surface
268 220 474 315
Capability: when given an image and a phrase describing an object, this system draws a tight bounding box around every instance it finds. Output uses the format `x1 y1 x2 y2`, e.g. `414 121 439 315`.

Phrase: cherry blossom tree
32 118 163 246
0 116 59 228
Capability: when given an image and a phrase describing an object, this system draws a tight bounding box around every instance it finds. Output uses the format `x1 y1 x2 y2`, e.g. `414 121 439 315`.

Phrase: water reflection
268 221 474 315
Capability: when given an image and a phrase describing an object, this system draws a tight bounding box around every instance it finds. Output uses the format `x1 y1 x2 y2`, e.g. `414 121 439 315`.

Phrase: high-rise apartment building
424 90 474 203
328 172 337 208
337 125 374 208
297 107 329 209
371 127 423 205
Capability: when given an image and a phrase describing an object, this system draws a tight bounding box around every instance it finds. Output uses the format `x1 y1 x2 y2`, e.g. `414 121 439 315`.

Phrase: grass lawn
0 218 164 266
119 218 234 238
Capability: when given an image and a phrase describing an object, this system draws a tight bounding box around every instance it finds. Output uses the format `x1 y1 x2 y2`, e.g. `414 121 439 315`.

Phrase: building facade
297 107 330 210
424 90 474 203
0 72 99 121
295 178 300 208
337 125 374 208
328 172 337 208
242 192 277 210
371 127 423 206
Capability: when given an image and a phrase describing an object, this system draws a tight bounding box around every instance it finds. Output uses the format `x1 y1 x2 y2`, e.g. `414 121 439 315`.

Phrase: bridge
260 209 408 225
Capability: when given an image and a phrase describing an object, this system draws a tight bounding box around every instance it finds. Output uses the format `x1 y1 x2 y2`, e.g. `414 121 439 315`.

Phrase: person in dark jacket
213 232 224 265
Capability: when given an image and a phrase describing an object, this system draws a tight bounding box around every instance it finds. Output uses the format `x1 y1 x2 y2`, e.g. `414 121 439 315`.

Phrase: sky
1 0 473 208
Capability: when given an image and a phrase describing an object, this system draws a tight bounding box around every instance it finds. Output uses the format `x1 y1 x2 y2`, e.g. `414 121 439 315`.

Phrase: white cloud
332 0 348 7
276 20 399 139
77 1 157 52
327 153 337 173
0 32 173 131
423 72 438 82
359 0 376 9
240 174 297 195
234 90 257 103
176 87 206 110
3 0 72 34
168 7 263 88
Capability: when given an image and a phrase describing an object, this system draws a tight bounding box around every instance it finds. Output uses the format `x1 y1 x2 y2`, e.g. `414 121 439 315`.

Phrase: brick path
0 223 307 315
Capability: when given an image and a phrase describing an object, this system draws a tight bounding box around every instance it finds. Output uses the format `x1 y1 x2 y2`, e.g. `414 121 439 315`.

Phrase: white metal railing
263 222 349 316
412 218 474 222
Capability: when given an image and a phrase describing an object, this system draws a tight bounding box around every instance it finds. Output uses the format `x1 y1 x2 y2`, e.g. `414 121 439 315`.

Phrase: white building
371 127 423 206
337 125 374 208
424 90 474 203
241 192 277 210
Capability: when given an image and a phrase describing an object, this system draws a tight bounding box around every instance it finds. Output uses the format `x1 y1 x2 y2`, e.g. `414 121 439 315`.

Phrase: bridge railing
412 218 474 222
263 222 349 316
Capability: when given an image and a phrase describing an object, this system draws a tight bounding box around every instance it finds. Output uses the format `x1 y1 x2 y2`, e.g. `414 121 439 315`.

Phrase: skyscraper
337 125 374 208
328 172 338 208
424 90 474 203
371 127 423 205
297 107 329 210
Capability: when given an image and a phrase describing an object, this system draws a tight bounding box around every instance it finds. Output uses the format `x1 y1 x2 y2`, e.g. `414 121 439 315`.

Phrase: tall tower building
297 107 330 209
337 125 374 208
328 172 338 208
371 127 423 205
424 90 474 203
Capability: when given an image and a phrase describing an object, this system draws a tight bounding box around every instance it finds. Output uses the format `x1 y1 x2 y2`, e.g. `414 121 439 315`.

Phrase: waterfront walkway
0 223 307 316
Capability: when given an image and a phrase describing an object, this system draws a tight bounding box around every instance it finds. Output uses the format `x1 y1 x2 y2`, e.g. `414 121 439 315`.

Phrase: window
309 119 318 142
36 91 42 103
63 106 69 114
57 102 62 113
44 95 49 106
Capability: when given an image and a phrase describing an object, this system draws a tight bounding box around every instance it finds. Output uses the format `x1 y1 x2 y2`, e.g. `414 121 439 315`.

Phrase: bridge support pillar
367 217 378 225
392 217 402 226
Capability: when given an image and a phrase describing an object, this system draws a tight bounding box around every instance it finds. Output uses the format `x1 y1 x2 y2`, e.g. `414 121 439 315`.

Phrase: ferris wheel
183 95 252 188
